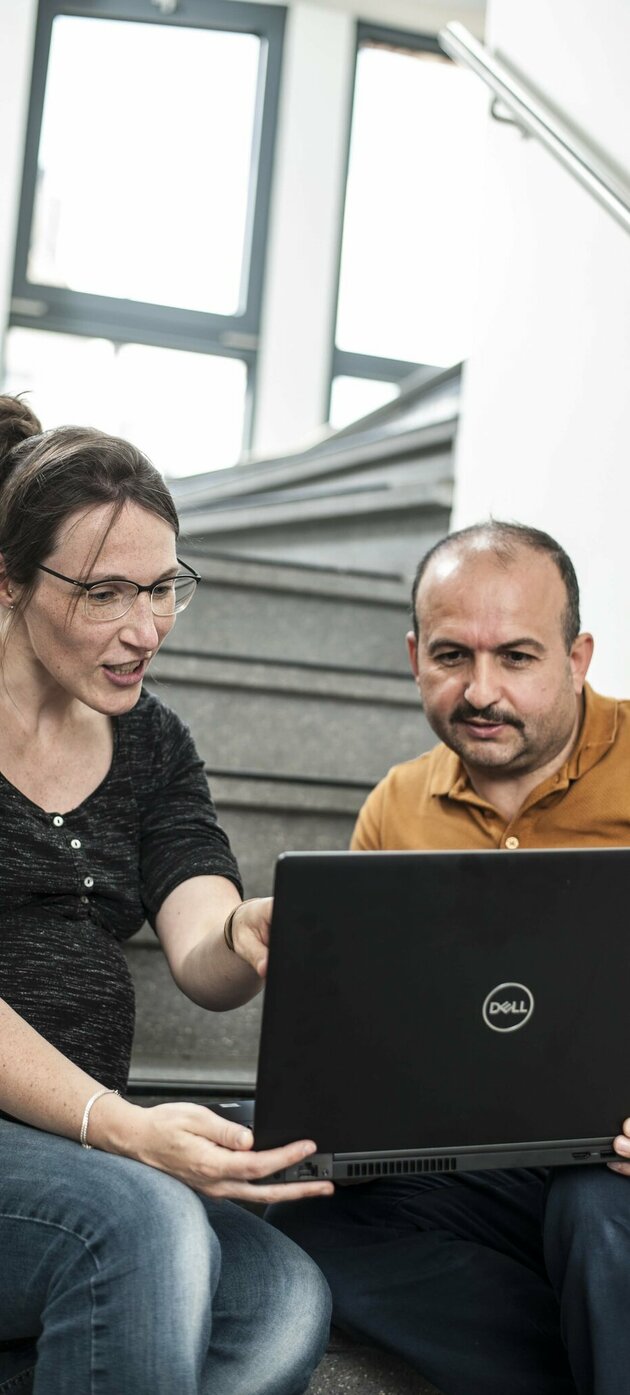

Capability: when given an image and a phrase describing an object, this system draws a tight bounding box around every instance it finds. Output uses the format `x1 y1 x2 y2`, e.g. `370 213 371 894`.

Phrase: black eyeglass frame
36 557 201 619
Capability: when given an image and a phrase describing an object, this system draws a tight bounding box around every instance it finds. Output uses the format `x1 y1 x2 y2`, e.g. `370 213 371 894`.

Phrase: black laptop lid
253 849 630 1154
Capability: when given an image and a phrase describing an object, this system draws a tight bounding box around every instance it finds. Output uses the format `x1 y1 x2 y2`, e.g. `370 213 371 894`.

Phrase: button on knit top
0 689 242 1093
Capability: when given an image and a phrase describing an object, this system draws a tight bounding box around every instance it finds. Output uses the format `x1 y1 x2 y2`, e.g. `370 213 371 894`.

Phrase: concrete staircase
172 364 458 576
125 552 435 1088
125 366 457 1088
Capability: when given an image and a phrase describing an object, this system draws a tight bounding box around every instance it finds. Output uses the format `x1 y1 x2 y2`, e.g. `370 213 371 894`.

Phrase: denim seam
0 1213 101 1268
0 1366 36 1394
0 1371 36 1394
0 1212 99 1394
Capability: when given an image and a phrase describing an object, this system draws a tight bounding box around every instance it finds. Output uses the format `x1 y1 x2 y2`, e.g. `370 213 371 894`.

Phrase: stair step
181 501 448 576
146 656 429 786
308 1331 443 1395
202 770 365 900
167 559 412 672
125 945 261 1087
125 768 365 1080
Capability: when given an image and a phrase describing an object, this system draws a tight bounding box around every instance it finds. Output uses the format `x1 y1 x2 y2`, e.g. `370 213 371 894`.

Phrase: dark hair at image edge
410 520 581 652
0 395 179 625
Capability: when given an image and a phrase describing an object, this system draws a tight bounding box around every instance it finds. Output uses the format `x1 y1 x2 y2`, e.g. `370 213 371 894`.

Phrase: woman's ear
0 553 16 612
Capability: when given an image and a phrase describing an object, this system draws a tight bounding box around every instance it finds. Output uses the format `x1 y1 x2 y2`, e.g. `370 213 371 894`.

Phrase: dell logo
482 983 534 1032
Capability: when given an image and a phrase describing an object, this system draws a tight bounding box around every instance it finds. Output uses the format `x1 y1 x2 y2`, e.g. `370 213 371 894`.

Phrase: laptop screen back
253 849 630 1157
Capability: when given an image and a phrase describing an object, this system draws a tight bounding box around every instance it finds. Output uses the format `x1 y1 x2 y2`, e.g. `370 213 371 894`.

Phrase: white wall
452 0 630 696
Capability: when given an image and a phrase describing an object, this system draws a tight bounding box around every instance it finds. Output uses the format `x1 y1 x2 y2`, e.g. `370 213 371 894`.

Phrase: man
270 521 630 1395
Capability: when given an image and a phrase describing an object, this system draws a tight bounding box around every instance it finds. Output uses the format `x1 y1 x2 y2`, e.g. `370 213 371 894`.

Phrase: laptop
215 848 629 1180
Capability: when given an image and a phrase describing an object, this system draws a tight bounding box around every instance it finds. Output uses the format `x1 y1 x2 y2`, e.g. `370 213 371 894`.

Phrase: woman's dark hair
0 395 179 619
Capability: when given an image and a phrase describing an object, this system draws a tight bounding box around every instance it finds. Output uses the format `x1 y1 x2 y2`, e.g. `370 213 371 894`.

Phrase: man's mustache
450 704 525 731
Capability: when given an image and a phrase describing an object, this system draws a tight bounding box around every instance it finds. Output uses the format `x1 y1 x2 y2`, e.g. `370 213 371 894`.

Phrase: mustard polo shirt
351 685 630 852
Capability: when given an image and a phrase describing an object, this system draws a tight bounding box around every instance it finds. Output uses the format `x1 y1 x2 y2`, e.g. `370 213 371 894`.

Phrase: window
7 0 285 477
331 25 488 424
328 375 399 431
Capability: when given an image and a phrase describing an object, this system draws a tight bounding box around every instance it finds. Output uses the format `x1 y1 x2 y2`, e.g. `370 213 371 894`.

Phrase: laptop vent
346 1156 458 1179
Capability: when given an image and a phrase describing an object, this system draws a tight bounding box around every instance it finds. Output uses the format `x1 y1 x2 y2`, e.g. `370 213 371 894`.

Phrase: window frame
329 23 454 417
9 0 287 448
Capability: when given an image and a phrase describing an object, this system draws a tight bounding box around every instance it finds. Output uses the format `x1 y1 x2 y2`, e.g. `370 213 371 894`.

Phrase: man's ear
570 632 594 693
406 630 422 691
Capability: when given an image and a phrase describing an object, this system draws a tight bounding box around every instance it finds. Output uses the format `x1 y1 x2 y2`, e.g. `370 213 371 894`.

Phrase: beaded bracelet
80 1087 119 1149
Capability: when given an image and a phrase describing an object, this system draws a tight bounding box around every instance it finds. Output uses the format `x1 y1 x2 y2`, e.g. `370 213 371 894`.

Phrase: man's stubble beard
445 720 531 772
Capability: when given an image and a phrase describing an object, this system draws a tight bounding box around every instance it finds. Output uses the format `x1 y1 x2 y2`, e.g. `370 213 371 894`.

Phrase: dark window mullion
10 3 57 298
333 348 425 384
10 0 285 355
10 287 262 349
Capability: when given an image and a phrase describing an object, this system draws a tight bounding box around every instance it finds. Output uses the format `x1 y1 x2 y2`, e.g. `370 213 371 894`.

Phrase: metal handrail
439 22 630 237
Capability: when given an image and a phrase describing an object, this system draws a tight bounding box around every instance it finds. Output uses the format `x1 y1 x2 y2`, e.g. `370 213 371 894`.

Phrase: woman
0 396 333 1395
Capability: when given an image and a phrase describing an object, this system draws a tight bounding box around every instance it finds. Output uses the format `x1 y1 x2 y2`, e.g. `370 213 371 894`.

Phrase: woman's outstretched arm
0 998 333 1204
155 873 273 1009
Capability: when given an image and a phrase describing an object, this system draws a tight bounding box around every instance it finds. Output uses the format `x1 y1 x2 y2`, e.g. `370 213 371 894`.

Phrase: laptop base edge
274 1138 616 1181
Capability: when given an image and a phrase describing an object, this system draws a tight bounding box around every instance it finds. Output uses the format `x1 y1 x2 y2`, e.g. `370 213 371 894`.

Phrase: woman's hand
128 1100 334 1204
228 897 273 978
609 1117 630 1175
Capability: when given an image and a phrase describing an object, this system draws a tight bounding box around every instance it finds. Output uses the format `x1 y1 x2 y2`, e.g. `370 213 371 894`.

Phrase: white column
252 1 356 455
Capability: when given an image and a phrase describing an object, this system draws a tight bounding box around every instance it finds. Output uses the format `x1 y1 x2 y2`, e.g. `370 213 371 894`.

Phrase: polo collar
428 684 618 803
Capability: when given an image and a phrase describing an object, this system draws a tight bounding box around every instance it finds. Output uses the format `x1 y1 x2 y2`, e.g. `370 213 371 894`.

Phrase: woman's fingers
206 1177 335 1203
142 1102 254 1152
135 1102 333 1202
201 1111 255 1151
194 1133 320 1181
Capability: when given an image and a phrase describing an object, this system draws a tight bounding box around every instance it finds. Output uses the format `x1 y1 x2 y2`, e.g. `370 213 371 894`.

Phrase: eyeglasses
36 558 200 622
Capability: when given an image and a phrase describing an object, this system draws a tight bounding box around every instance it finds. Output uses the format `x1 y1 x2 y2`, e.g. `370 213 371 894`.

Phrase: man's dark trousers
269 1164 630 1395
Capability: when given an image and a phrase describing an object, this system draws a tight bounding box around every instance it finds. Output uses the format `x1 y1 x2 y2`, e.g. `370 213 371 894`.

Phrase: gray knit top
0 689 242 1093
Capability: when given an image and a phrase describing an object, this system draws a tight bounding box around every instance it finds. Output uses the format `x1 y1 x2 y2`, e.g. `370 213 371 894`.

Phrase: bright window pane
336 44 488 367
28 16 261 313
4 328 247 477
329 376 398 430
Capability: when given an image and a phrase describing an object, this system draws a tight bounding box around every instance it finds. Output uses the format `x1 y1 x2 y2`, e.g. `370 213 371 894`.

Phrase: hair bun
0 395 42 490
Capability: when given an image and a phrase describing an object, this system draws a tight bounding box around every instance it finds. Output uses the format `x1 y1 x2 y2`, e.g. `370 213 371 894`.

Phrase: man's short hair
410 521 581 652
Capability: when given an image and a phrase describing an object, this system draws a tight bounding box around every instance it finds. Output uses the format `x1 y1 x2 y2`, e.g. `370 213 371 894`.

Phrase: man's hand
228 897 273 978
609 1118 630 1173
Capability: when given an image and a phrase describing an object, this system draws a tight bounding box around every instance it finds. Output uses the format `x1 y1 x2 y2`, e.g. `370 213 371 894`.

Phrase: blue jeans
0 1120 331 1395
270 1165 630 1395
